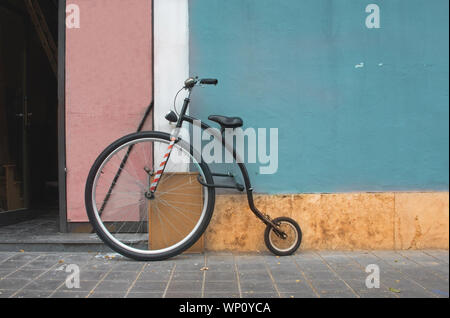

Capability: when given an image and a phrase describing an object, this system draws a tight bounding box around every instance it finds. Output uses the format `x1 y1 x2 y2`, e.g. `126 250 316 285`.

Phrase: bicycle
85 77 302 261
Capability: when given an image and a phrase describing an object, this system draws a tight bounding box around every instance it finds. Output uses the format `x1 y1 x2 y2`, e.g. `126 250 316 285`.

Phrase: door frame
58 0 67 232
0 0 65 227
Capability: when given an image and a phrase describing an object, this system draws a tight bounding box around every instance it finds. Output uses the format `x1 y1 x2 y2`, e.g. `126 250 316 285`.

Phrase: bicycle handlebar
184 77 218 89
199 78 218 85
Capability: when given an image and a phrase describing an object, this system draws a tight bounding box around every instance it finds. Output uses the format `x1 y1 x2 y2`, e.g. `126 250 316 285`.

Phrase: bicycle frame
149 90 285 235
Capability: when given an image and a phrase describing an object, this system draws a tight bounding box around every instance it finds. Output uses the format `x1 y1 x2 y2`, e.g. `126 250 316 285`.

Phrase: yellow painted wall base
204 192 449 252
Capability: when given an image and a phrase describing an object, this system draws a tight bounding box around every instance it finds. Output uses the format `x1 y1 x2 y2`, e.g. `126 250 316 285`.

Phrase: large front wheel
85 131 215 261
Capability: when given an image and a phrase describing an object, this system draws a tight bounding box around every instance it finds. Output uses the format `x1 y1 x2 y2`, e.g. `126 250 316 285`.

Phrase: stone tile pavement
0 250 448 298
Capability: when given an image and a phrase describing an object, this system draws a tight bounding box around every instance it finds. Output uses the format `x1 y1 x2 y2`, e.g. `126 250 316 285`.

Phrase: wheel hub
145 191 155 200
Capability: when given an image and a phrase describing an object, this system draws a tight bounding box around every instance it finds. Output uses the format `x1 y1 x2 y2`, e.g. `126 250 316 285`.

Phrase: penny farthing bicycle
85 77 302 261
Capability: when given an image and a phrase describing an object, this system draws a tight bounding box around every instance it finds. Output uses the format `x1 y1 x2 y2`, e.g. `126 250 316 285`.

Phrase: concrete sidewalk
0 250 448 298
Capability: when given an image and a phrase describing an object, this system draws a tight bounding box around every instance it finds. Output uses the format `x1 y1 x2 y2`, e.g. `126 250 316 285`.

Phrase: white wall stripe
154 0 189 172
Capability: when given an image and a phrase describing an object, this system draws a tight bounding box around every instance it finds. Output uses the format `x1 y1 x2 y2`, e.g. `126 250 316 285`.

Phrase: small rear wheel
264 217 302 256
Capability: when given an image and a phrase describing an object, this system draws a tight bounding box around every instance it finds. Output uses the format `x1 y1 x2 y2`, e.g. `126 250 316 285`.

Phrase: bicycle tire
85 131 215 261
264 217 302 256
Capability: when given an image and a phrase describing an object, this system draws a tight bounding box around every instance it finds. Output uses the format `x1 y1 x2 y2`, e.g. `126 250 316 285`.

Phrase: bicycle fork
146 135 178 198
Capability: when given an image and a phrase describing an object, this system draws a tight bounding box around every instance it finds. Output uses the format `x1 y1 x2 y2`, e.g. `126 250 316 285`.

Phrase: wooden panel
3 165 24 211
148 172 204 253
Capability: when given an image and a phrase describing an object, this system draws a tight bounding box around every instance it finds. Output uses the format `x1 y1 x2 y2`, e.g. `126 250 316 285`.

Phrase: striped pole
149 136 177 193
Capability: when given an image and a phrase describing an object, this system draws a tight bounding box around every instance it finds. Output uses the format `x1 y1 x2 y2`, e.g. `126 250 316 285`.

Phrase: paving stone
77 271 108 281
0 254 14 263
164 292 202 298
429 289 450 298
26 279 64 291
372 251 421 268
143 265 173 274
238 271 271 281
126 292 163 298
131 281 167 293
294 262 331 272
57 280 99 292
267 264 300 273
21 261 58 270
93 280 133 292
12 290 53 298
380 277 432 295
275 281 313 293
138 270 171 281
6 269 46 280
395 290 438 298
235 256 262 264
167 280 203 292
204 263 235 272
404 273 449 291
242 292 279 298
0 271 12 279
423 250 449 264
88 291 126 298
4 254 39 262
0 278 30 290
203 292 240 298
0 261 29 270
280 291 317 298
342 279 375 293
320 291 358 298
205 271 237 282
112 262 145 272
237 263 267 272
270 270 303 282
175 263 207 272
206 256 235 264
172 270 204 281
103 271 140 281
81 263 115 271
358 290 398 298
310 280 355 294
0 289 15 298
332 270 366 281
35 255 68 262
302 270 337 281
50 291 89 298
240 281 276 293
204 281 239 293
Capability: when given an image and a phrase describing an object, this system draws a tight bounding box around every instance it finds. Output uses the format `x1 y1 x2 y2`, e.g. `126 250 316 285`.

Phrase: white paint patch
154 0 189 172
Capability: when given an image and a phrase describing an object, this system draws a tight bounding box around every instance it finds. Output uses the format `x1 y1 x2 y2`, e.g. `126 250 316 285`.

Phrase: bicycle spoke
89 136 211 257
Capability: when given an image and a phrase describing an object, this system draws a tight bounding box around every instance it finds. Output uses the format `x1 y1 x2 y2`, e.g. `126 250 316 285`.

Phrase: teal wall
189 0 449 194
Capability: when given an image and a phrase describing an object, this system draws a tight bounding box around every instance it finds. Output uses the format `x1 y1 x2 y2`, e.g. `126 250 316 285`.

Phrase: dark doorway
0 0 59 224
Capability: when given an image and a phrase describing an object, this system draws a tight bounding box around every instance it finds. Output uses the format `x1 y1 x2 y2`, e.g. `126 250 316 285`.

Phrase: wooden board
3 165 24 211
148 172 204 253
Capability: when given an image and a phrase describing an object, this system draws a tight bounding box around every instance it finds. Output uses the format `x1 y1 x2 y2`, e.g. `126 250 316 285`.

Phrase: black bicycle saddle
208 115 244 129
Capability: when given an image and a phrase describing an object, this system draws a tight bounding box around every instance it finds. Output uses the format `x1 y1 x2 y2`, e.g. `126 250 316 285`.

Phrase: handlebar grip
200 78 218 85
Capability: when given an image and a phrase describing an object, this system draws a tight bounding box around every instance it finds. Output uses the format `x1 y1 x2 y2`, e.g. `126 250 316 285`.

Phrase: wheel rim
269 221 298 253
90 137 209 255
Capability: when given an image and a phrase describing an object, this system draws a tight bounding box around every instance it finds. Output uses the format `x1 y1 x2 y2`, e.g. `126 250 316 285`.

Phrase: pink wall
66 0 153 222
